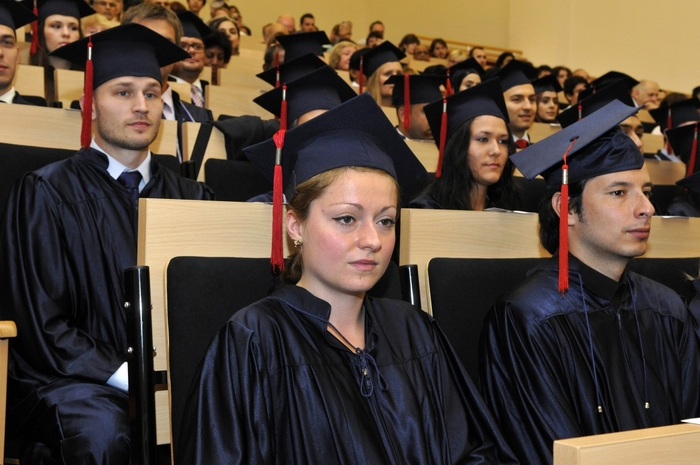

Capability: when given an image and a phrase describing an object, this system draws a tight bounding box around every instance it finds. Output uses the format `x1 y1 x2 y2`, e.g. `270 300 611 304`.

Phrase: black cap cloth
276 31 330 62
358 40 405 78
257 53 327 87
0 0 36 29
666 123 699 176
532 73 563 95
177 11 211 40
495 59 537 92
23 0 93 22
253 66 357 123
676 170 700 194
649 99 700 132
448 57 484 92
585 71 638 95
387 74 444 107
244 93 427 198
557 79 636 128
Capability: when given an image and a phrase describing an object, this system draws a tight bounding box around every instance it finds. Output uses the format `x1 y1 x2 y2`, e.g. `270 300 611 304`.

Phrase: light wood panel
553 423 700 465
405 139 438 172
136 199 292 444
0 321 17 465
54 68 83 109
643 133 664 156
168 82 193 104
399 209 700 312
181 122 228 182
529 121 561 143
206 84 271 119
14 64 45 99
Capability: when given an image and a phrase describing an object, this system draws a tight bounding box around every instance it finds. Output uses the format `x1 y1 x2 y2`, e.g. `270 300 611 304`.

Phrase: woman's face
556 69 569 88
459 72 481 91
378 61 402 97
205 45 226 68
404 42 417 55
218 20 239 51
43 14 80 53
337 45 355 71
288 169 398 300
467 115 509 188
536 91 559 123
432 42 448 59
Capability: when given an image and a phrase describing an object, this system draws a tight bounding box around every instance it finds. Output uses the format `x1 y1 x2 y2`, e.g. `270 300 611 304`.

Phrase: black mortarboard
648 99 700 132
557 79 636 128
348 47 371 71
359 41 405 78
448 57 484 92
387 74 444 107
532 73 563 95
244 93 427 197
586 71 638 94
512 100 643 188
257 53 327 87
0 0 36 30
276 31 330 62
423 78 508 176
511 100 643 292
495 59 537 92
50 23 190 147
666 123 699 176
253 66 356 123
24 0 93 22
676 170 700 195
177 11 211 40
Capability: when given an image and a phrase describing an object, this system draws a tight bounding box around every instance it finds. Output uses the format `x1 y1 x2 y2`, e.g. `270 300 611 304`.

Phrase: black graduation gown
1 149 214 460
480 255 700 465
178 285 518 465
409 191 444 209
665 195 700 217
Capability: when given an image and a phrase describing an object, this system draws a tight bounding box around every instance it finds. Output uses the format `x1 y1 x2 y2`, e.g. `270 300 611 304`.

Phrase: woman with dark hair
410 78 520 211
203 30 231 69
551 65 572 89
30 0 94 106
532 74 562 123
398 33 420 54
177 94 519 465
208 15 239 56
430 38 448 59
495 51 514 68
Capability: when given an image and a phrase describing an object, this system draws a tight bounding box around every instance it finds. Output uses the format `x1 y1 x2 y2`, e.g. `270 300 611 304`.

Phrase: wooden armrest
0 321 17 338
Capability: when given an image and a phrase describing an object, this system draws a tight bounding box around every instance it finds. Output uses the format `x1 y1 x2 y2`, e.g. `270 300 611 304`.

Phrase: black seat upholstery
203 159 272 201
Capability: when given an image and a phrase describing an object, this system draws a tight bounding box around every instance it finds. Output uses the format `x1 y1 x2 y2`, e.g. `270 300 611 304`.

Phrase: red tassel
403 73 410 131
558 138 578 293
577 101 582 121
687 125 698 177
80 37 94 149
358 56 364 94
445 69 453 96
435 98 447 178
271 130 286 273
30 1 38 55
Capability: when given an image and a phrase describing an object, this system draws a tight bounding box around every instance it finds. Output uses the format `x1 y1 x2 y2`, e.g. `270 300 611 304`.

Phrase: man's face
567 82 586 105
633 82 660 110
0 25 19 94
503 83 536 137
471 47 487 68
370 23 384 38
134 19 177 84
277 15 295 33
338 21 352 40
92 0 118 20
175 35 206 76
300 17 315 32
92 76 163 154
401 103 432 140
187 0 203 14
566 166 654 279
619 116 644 154
413 45 430 62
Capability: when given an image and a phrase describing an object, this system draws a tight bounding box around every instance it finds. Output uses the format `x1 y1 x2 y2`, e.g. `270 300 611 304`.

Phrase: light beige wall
509 0 697 94
222 0 509 48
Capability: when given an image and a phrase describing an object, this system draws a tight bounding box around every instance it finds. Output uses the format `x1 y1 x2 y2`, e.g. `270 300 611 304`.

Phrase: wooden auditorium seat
0 321 18 465
54 68 83 109
553 423 700 465
14 64 45 101
206 84 270 120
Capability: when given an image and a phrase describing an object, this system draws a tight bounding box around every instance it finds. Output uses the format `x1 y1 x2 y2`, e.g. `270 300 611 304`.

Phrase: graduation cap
557 79 636 128
648 98 700 132
585 71 638 95
447 57 484 95
666 123 699 177
23 0 93 23
352 41 405 94
276 31 330 62
0 0 36 30
253 66 356 124
495 59 537 92
257 52 327 87
50 23 190 148
386 74 443 132
675 170 700 195
177 11 211 40
511 100 642 292
244 93 427 272
532 73 563 95
423 78 508 177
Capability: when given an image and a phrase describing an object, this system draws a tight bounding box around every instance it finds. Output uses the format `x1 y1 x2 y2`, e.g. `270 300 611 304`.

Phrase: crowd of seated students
4 1 700 463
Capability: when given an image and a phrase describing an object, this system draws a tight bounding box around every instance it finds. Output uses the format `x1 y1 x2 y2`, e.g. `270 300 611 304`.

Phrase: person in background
203 30 231 69
186 0 204 16
430 38 448 59
398 33 419 55
299 12 315 32
552 65 571 89
208 15 239 56
532 74 561 124
358 41 404 107
469 46 487 68
413 44 430 62
328 40 357 71
81 12 118 35
0 0 43 105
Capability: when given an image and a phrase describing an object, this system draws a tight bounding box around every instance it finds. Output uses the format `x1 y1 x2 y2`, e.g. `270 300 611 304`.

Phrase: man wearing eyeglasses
169 11 209 108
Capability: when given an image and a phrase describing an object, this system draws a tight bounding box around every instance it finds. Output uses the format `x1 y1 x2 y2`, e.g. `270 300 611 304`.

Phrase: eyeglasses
180 42 204 52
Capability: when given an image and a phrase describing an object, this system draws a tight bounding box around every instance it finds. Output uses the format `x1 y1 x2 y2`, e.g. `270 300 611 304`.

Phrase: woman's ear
286 209 303 242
